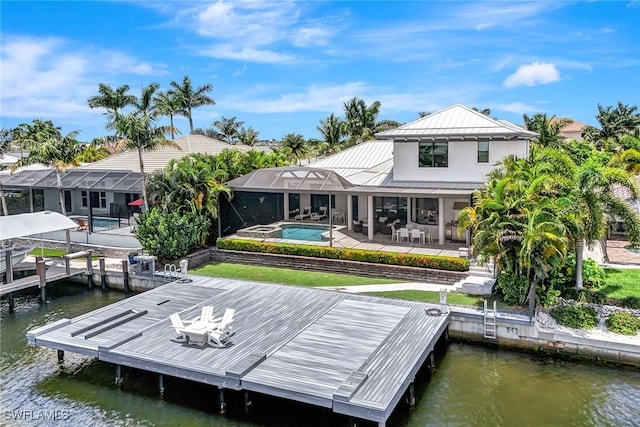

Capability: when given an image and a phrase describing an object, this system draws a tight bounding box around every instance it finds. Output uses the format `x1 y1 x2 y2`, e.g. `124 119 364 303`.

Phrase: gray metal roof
375 104 539 140
226 167 355 192
1 169 143 192
81 134 263 173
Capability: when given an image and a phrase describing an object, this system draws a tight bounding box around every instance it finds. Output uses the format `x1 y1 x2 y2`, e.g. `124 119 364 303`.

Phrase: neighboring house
222 105 538 245
558 118 588 141
611 175 640 234
1 135 258 218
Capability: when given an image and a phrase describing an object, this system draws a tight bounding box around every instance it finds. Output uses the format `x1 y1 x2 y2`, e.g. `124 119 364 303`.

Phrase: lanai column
283 192 289 220
407 197 412 224
367 195 374 240
347 194 353 230
438 197 445 245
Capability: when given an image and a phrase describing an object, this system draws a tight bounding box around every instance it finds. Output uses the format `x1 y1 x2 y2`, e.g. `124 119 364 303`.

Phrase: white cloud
0 35 164 120
503 62 560 88
494 102 538 114
198 44 295 63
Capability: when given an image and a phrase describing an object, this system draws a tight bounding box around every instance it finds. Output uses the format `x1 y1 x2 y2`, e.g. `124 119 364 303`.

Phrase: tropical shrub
136 208 210 262
549 304 598 329
551 255 607 297
562 288 608 304
620 296 640 309
496 272 529 306
606 312 640 335
216 238 469 272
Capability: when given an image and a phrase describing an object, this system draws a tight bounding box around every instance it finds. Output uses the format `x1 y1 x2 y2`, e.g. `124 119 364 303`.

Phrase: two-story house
221 105 538 245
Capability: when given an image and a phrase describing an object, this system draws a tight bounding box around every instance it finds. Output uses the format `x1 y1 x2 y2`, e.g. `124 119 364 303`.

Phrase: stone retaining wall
210 249 467 284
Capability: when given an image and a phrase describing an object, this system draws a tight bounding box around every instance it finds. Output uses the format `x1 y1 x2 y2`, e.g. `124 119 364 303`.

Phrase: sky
1 1 639 143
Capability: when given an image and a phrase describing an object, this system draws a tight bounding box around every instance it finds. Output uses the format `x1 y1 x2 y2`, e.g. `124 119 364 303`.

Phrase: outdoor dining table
181 320 213 346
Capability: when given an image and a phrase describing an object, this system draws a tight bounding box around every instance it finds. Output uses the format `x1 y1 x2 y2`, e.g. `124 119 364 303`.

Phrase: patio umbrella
128 198 143 206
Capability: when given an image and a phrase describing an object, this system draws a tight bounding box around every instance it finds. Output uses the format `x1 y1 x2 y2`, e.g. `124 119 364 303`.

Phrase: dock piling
86 252 93 289
8 293 14 313
218 387 226 414
4 248 13 284
406 382 416 406
99 257 107 291
57 350 64 363
158 374 164 397
115 365 122 386
244 390 252 414
36 258 46 303
122 260 130 295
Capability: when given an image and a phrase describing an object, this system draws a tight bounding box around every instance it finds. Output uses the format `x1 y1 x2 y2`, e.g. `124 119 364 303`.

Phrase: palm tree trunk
188 108 193 134
170 114 175 139
137 148 148 211
0 181 9 216
575 238 584 290
527 279 537 320
56 171 71 253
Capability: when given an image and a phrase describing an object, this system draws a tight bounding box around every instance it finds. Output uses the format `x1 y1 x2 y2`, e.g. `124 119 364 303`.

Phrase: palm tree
343 97 381 144
212 116 244 143
170 75 215 133
523 113 571 149
583 102 640 150
317 113 345 153
0 128 12 215
88 84 136 131
154 90 183 139
113 112 179 210
11 120 85 252
237 126 260 146
281 133 308 165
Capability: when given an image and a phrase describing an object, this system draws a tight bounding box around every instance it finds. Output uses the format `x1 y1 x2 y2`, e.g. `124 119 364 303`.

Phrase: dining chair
399 228 409 242
410 228 422 244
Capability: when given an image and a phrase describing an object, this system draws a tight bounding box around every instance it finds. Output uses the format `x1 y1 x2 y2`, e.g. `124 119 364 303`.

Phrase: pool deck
27 275 449 425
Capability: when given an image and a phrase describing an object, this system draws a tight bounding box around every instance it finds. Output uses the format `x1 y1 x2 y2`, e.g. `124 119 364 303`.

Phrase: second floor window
419 141 448 167
478 140 489 163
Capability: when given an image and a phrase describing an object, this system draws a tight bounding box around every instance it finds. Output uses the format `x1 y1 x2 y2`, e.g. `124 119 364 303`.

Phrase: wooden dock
27 275 449 426
0 264 84 296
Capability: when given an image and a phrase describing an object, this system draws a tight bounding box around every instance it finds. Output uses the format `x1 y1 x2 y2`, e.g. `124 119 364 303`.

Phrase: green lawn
29 247 100 260
192 263 404 287
364 290 515 310
602 268 640 300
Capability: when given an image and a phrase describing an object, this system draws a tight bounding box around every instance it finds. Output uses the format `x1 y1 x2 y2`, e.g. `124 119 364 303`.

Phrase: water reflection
2 283 639 427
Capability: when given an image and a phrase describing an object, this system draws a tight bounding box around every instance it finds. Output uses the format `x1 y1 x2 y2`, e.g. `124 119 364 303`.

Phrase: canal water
2 282 639 427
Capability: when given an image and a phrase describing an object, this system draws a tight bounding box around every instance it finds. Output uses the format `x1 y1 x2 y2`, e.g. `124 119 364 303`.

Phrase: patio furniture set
169 306 235 348
294 206 344 222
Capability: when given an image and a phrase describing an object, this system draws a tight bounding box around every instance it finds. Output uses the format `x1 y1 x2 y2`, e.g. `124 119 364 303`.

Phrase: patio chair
411 228 423 244
169 313 187 343
295 206 312 221
311 206 327 221
352 220 362 233
75 218 89 231
207 329 230 348
399 228 410 242
212 308 236 337
200 305 214 323
390 223 398 241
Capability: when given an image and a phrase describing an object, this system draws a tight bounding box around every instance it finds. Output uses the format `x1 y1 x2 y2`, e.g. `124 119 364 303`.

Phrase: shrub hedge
550 304 598 329
216 238 469 272
606 312 640 335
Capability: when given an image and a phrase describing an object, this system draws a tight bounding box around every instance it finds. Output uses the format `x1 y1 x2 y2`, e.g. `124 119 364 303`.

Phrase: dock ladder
483 300 497 339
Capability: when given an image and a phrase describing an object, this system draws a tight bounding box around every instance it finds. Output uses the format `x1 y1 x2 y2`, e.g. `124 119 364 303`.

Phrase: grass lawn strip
602 268 640 300
193 263 404 287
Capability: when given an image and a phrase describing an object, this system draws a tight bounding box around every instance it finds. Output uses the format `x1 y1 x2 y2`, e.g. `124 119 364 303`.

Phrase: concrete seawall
448 306 640 367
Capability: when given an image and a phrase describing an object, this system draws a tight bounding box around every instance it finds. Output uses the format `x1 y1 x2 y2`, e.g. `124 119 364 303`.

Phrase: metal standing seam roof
0 169 143 192
375 104 539 140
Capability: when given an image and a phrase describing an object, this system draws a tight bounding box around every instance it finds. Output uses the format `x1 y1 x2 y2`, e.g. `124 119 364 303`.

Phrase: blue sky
1 1 639 142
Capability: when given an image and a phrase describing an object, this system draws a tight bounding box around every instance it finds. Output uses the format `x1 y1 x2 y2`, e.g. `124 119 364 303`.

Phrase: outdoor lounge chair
169 313 187 343
311 206 327 221
212 308 236 337
200 305 214 323
75 218 89 231
295 206 312 221
207 329 229 348
352 220 362 233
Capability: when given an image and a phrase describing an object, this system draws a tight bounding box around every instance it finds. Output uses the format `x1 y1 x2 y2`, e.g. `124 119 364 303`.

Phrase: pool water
76 217 122 228
281 224 329 242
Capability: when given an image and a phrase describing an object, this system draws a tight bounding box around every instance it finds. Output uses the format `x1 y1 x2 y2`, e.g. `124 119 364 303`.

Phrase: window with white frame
477 140 489 163
419 141 448 167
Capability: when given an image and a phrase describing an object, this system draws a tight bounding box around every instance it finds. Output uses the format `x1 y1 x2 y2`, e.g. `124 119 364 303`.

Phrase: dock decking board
28 276 449 424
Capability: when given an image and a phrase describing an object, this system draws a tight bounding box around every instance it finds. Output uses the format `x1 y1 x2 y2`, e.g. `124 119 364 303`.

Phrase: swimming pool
73 216 122 229
281 224 329 242
237 223 330 242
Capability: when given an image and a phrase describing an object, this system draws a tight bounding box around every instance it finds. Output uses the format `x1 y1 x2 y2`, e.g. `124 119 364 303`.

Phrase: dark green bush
620 296 640 309
136 208 210 262
550 304 598 329
496 271 529 306
606 312 640 335
563 289 608 304
216 238 469 272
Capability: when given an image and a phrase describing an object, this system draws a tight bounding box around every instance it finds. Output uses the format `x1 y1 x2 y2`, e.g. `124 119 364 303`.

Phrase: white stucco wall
392 139 529 182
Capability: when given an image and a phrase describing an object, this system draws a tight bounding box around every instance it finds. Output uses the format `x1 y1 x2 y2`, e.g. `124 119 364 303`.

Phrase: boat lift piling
37 257 46 303
99 257 107 291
